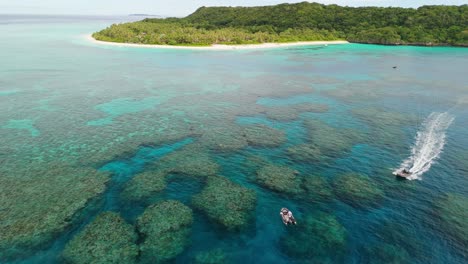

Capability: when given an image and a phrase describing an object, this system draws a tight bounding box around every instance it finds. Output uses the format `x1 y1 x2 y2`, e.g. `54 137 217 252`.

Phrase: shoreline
86 35 349 50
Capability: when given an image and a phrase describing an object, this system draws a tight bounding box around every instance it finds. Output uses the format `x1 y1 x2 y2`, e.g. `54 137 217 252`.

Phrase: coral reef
263 107 298 121
194 248 228 264
242 155 270 171
264 103 328 121
333 173 384 208
363 243 411 264
120 170 168 203
242 124 286 148
62 212 138 264
0 164 109 260
198 125 248 152
137 200 193 263
304 119 361 157
280 212 347 261
255 164 302 194
433 194 468 248
366 221 425 262
192 176 256 230
292 103 328 113
351 107 416 150
301 176 334 202
323 83 382 103
287 143 322 163
155 144 220 177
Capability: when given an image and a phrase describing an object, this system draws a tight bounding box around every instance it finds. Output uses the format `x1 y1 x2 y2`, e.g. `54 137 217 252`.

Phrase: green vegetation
93 2 467 46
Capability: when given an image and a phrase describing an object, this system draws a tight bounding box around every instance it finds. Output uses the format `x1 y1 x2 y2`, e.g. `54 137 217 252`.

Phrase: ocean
0 15 467 264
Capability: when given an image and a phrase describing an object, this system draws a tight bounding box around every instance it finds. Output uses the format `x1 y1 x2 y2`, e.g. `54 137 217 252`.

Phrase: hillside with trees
93 2 468 46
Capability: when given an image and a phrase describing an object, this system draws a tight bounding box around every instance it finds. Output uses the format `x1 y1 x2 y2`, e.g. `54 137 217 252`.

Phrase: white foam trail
396 112 454 180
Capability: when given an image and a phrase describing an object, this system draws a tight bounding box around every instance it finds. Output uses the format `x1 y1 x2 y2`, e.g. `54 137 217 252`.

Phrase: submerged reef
280 212 347 261
364 221 425 263
255 164 302 195
0 164 109 260
194 248 228 264
242 155 270 171
242 124 286 148
287 143 321 163
264 103 328 121
120 170 168 203
192 176 256 230
62 212 138 264
198 125 248 153
304 119 361 158
155 144 220 177
363 243 411 264
333 173 384 208
351 107 415 150
301 176 334 203
137 200 193 263
433 194 468 250
323 83 383 103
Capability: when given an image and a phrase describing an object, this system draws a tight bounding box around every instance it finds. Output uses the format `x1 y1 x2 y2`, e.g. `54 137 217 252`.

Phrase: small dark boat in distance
393 168 412 179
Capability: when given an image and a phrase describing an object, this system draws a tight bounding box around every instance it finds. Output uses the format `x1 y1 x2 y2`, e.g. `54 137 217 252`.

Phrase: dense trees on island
93 2 468 46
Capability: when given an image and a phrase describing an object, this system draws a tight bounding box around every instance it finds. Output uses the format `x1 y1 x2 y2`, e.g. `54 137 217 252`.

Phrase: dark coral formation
351 107 416 150
198 125 248 152
333 173 384 208
255 164 302 194
304 119 362 158
287 143 321 163
301 176 334 202
363 243 411 264
242 124 286 148
156 144 220 177
194 248 228 264
192 176 256 230
264 103 328 121
263 107 298 121
137 200 193 263
120 170 168 203
433 194 468 248
362 220 428 263
62 212 138 264
323 83 383 103
0 165 109 260
280 212 347 262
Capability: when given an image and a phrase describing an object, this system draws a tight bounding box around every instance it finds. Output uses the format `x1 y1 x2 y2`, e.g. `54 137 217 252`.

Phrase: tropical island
93 2 468 47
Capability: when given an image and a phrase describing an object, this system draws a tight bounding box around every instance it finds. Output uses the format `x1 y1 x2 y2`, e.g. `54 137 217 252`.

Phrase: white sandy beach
86 34 348 50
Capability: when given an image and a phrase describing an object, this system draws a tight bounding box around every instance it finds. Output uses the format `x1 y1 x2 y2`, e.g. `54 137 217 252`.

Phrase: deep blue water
0 15 467 264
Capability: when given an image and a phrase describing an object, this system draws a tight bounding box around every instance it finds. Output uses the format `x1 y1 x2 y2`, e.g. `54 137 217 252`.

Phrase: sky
0 0 466 16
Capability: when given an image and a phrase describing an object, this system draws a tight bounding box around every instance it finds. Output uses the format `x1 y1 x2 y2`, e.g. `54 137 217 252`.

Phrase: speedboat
393 168 412 179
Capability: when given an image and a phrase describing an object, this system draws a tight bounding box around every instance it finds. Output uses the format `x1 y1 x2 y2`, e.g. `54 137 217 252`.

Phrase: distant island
128 14 161 17
93 2 468 47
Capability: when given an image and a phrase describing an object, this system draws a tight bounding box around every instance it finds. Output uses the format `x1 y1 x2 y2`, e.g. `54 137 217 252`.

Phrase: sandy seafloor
0 15 467 264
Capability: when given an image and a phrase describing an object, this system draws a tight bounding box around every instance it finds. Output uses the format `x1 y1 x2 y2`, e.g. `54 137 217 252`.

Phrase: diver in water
280 208 297 226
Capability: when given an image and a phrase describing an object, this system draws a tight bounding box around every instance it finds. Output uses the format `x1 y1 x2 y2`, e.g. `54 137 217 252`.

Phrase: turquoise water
1 15 467 264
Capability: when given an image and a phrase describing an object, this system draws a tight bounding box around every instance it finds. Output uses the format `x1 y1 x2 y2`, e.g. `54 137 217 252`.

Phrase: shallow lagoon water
0 15 467 263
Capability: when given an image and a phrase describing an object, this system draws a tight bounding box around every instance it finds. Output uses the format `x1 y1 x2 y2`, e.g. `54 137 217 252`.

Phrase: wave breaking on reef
396 112 454 180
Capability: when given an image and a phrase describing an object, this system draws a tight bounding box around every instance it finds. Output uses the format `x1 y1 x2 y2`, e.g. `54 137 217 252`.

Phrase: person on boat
280 207 297 225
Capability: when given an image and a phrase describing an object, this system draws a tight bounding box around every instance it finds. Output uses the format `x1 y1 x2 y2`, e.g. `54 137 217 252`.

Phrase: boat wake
395 112 454 180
